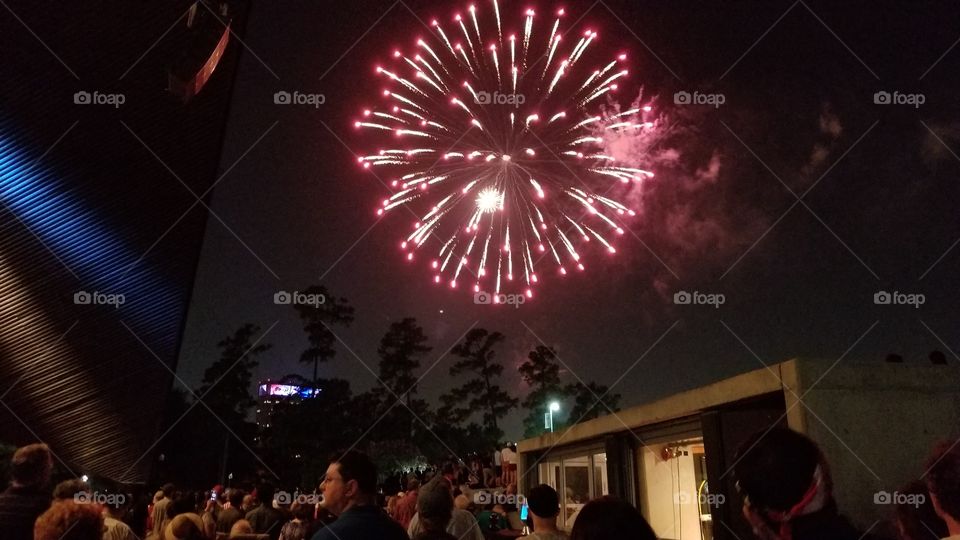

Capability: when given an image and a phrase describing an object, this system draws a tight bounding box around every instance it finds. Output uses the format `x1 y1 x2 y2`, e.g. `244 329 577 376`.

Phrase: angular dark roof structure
0 0 250 483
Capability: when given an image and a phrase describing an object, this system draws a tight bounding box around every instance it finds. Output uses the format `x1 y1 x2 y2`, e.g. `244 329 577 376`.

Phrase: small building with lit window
517 357 960 540
255 376 320 431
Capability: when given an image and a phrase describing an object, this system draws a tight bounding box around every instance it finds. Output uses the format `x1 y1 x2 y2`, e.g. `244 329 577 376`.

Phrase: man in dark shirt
216 488 246 533
0 443 54 540
311 450 407 540
245 484 285 540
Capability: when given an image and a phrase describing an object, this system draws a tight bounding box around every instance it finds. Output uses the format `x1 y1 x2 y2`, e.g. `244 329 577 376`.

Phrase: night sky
176 0 960 440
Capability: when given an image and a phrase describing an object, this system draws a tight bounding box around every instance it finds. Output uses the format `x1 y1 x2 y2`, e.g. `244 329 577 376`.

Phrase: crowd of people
1 428 959 540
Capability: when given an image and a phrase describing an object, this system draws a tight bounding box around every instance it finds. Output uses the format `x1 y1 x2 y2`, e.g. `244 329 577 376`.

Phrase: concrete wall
519 365 783 454
786 360 960 531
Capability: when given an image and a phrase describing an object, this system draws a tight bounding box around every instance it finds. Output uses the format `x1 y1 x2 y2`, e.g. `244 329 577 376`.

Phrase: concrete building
517 358 960 540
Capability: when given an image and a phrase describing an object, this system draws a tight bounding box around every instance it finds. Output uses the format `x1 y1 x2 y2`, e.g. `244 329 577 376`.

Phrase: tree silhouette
195 324 272 484
565 381 621 424
435 391 471 426
447 329 518 442
377 318 432 406
346 318 436 466
196 323 271 425
293 285 354 385
519 345 568 437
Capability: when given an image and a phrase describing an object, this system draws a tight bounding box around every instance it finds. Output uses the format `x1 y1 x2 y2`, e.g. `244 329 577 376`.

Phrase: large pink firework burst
356 0 657 301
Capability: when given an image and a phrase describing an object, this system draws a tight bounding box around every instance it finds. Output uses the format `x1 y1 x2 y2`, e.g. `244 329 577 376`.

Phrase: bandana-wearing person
734 428 871 540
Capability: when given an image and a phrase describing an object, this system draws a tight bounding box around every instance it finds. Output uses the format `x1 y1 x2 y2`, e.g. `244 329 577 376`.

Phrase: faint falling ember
355 0 657 299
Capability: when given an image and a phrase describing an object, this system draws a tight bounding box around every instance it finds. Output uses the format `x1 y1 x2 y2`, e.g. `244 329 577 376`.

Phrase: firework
355 0 656 300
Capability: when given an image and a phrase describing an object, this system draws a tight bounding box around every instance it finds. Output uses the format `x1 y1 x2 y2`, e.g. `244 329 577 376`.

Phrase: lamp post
547 401 560 432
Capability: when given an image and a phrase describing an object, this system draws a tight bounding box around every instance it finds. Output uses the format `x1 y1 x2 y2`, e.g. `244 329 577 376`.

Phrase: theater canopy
0 0 249 483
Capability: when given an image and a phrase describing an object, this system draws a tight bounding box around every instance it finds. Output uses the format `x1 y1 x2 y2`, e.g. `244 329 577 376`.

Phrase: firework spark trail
356 0 657 300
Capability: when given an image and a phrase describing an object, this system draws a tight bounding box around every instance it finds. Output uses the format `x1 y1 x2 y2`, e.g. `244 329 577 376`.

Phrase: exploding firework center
476 187 504 212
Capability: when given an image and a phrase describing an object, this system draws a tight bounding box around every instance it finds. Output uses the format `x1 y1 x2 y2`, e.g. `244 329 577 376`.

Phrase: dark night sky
176 0 960 440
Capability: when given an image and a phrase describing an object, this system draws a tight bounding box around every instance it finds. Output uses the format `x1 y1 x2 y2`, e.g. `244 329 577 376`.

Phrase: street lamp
545 401 561 432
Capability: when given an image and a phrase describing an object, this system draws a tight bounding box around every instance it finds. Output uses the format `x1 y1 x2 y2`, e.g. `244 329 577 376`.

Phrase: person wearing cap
411 476 456 540
408 477 483 540
311 450 408 540
526 484 568 540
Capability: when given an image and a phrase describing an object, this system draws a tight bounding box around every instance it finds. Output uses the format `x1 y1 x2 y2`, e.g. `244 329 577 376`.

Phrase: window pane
560 455 589 531
592 452 608 497
538 459 561 491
